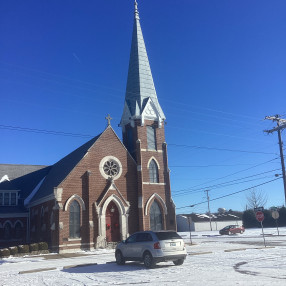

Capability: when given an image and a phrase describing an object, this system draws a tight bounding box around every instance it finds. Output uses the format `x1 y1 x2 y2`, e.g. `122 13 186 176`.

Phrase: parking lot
0 227 285 285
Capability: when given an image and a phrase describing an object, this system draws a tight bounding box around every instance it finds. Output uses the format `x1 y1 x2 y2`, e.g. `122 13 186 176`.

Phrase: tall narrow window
147 126 156 150
15 222 23 239
150 201 162 231
4 223 12 240
69 200 80 238
11 193 16 206
4 193 9 205
0 193 2 206
149 159 159 183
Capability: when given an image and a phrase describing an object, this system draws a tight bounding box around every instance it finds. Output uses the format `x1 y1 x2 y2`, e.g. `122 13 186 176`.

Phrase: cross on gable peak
105 114 112 126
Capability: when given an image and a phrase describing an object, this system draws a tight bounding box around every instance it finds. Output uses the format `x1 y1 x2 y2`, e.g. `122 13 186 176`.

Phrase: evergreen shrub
8 246 18 255
38 242 48 251
18 245 29 254
29 243 39 252
0 248 10 258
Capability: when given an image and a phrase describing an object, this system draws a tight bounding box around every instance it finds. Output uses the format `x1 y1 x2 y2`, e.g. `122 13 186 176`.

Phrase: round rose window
99 156 122 180
103 160 119 177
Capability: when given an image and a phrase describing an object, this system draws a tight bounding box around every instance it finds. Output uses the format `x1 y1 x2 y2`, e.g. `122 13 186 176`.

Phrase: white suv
115 231 187 268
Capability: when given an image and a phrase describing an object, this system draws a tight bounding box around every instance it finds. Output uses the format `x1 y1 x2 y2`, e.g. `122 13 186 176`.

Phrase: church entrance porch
95 193 130 248
105 201 120 242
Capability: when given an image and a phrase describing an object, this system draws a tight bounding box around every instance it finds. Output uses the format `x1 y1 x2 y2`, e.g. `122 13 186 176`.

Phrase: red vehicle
219 225 245 235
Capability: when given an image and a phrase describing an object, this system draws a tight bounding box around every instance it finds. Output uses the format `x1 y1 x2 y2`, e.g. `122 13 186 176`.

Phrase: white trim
99 156 123 180
64 194 86 211
54 187 63 202
24 177 46 206
147 157 160 169
145 193 168 216
95 194 130 248
68 238 82 242
143 182 166 185
141 149 163 153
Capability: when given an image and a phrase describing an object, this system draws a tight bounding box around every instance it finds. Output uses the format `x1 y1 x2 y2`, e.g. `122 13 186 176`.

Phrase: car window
136 233 153 242
155 232 181 240
126 234 137 243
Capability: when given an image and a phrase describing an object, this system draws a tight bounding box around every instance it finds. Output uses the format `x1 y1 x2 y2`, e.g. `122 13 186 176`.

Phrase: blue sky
1 0 286 214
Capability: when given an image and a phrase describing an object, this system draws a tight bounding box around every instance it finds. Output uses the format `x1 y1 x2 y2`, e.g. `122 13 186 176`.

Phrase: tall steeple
120 1 165 128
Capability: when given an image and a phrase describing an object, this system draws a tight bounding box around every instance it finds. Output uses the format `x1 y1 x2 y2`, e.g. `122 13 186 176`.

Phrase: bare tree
246 188 268 209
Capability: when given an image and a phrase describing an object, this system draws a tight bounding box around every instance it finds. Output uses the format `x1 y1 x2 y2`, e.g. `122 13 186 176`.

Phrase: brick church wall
55 127 139 251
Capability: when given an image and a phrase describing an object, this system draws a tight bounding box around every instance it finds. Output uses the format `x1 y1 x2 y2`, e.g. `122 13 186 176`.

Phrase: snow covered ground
1 227 286 285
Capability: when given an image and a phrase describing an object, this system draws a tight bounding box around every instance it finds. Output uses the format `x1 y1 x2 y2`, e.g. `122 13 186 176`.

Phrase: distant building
0 2 176 253
177 212 243 232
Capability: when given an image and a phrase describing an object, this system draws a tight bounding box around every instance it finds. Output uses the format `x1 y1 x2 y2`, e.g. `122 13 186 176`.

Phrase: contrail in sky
72 52 82 64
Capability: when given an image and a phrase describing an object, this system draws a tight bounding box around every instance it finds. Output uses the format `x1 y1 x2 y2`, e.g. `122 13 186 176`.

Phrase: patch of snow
228 214 239 218
0 174 10 183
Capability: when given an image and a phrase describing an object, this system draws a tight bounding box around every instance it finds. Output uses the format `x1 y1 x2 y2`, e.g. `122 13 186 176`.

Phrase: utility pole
264 115 286 205
205 190 212 231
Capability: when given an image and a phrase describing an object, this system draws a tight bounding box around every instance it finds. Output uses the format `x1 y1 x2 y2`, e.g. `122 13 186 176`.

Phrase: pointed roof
121 1 165 125
29 134 101 203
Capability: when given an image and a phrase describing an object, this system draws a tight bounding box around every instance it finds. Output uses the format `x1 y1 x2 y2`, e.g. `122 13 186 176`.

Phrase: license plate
170 242 176 246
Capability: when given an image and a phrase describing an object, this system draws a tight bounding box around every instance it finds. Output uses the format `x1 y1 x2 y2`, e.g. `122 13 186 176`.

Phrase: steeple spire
134 0 139 19
120 1 165 128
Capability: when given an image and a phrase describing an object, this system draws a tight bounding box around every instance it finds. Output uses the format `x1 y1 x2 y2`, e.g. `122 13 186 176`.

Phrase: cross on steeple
105 114 112 126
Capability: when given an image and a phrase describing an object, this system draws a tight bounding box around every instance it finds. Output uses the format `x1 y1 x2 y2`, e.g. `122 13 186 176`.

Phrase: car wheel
228 231 231 235
173 259 184 266
240 230 243 234
143 252 155 269
115 250 125 265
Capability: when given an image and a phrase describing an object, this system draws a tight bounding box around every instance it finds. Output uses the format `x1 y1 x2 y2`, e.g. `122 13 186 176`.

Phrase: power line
170 164 253 168
171 157 280 195
176 177 282 210
168 143 276 155
172 170 280 197
0 62 266 125
0 125 93 138
0 124 277 156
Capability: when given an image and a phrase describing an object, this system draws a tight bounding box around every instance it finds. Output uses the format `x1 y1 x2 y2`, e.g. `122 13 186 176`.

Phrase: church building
0 1 176 253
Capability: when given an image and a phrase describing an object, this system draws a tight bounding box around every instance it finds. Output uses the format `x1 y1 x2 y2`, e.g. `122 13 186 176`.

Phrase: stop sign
256 211 264 222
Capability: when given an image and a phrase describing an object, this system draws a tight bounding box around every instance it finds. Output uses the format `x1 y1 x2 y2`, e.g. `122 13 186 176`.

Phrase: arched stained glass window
69 200 80 238
149 159 159 183
150 201 162 231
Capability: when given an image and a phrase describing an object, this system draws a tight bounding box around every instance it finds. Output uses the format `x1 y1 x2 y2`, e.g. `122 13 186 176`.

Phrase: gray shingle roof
0 165 51 214
29 134 101 203
0 164 49 181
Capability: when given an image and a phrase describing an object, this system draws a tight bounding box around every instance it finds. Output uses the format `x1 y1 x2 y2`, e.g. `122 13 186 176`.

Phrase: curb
19 267 57 274
63 263 98 269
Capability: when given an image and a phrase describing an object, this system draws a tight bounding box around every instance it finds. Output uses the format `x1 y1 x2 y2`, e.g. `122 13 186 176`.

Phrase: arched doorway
105 201 120 242
150 200 163 231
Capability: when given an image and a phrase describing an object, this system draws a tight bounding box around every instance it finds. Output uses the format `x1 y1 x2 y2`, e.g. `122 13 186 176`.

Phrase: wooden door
105 201 120 242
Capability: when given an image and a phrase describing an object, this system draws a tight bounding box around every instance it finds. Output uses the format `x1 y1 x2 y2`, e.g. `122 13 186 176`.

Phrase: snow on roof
228 214 239 218
0 174 9 183
196 214 210 219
